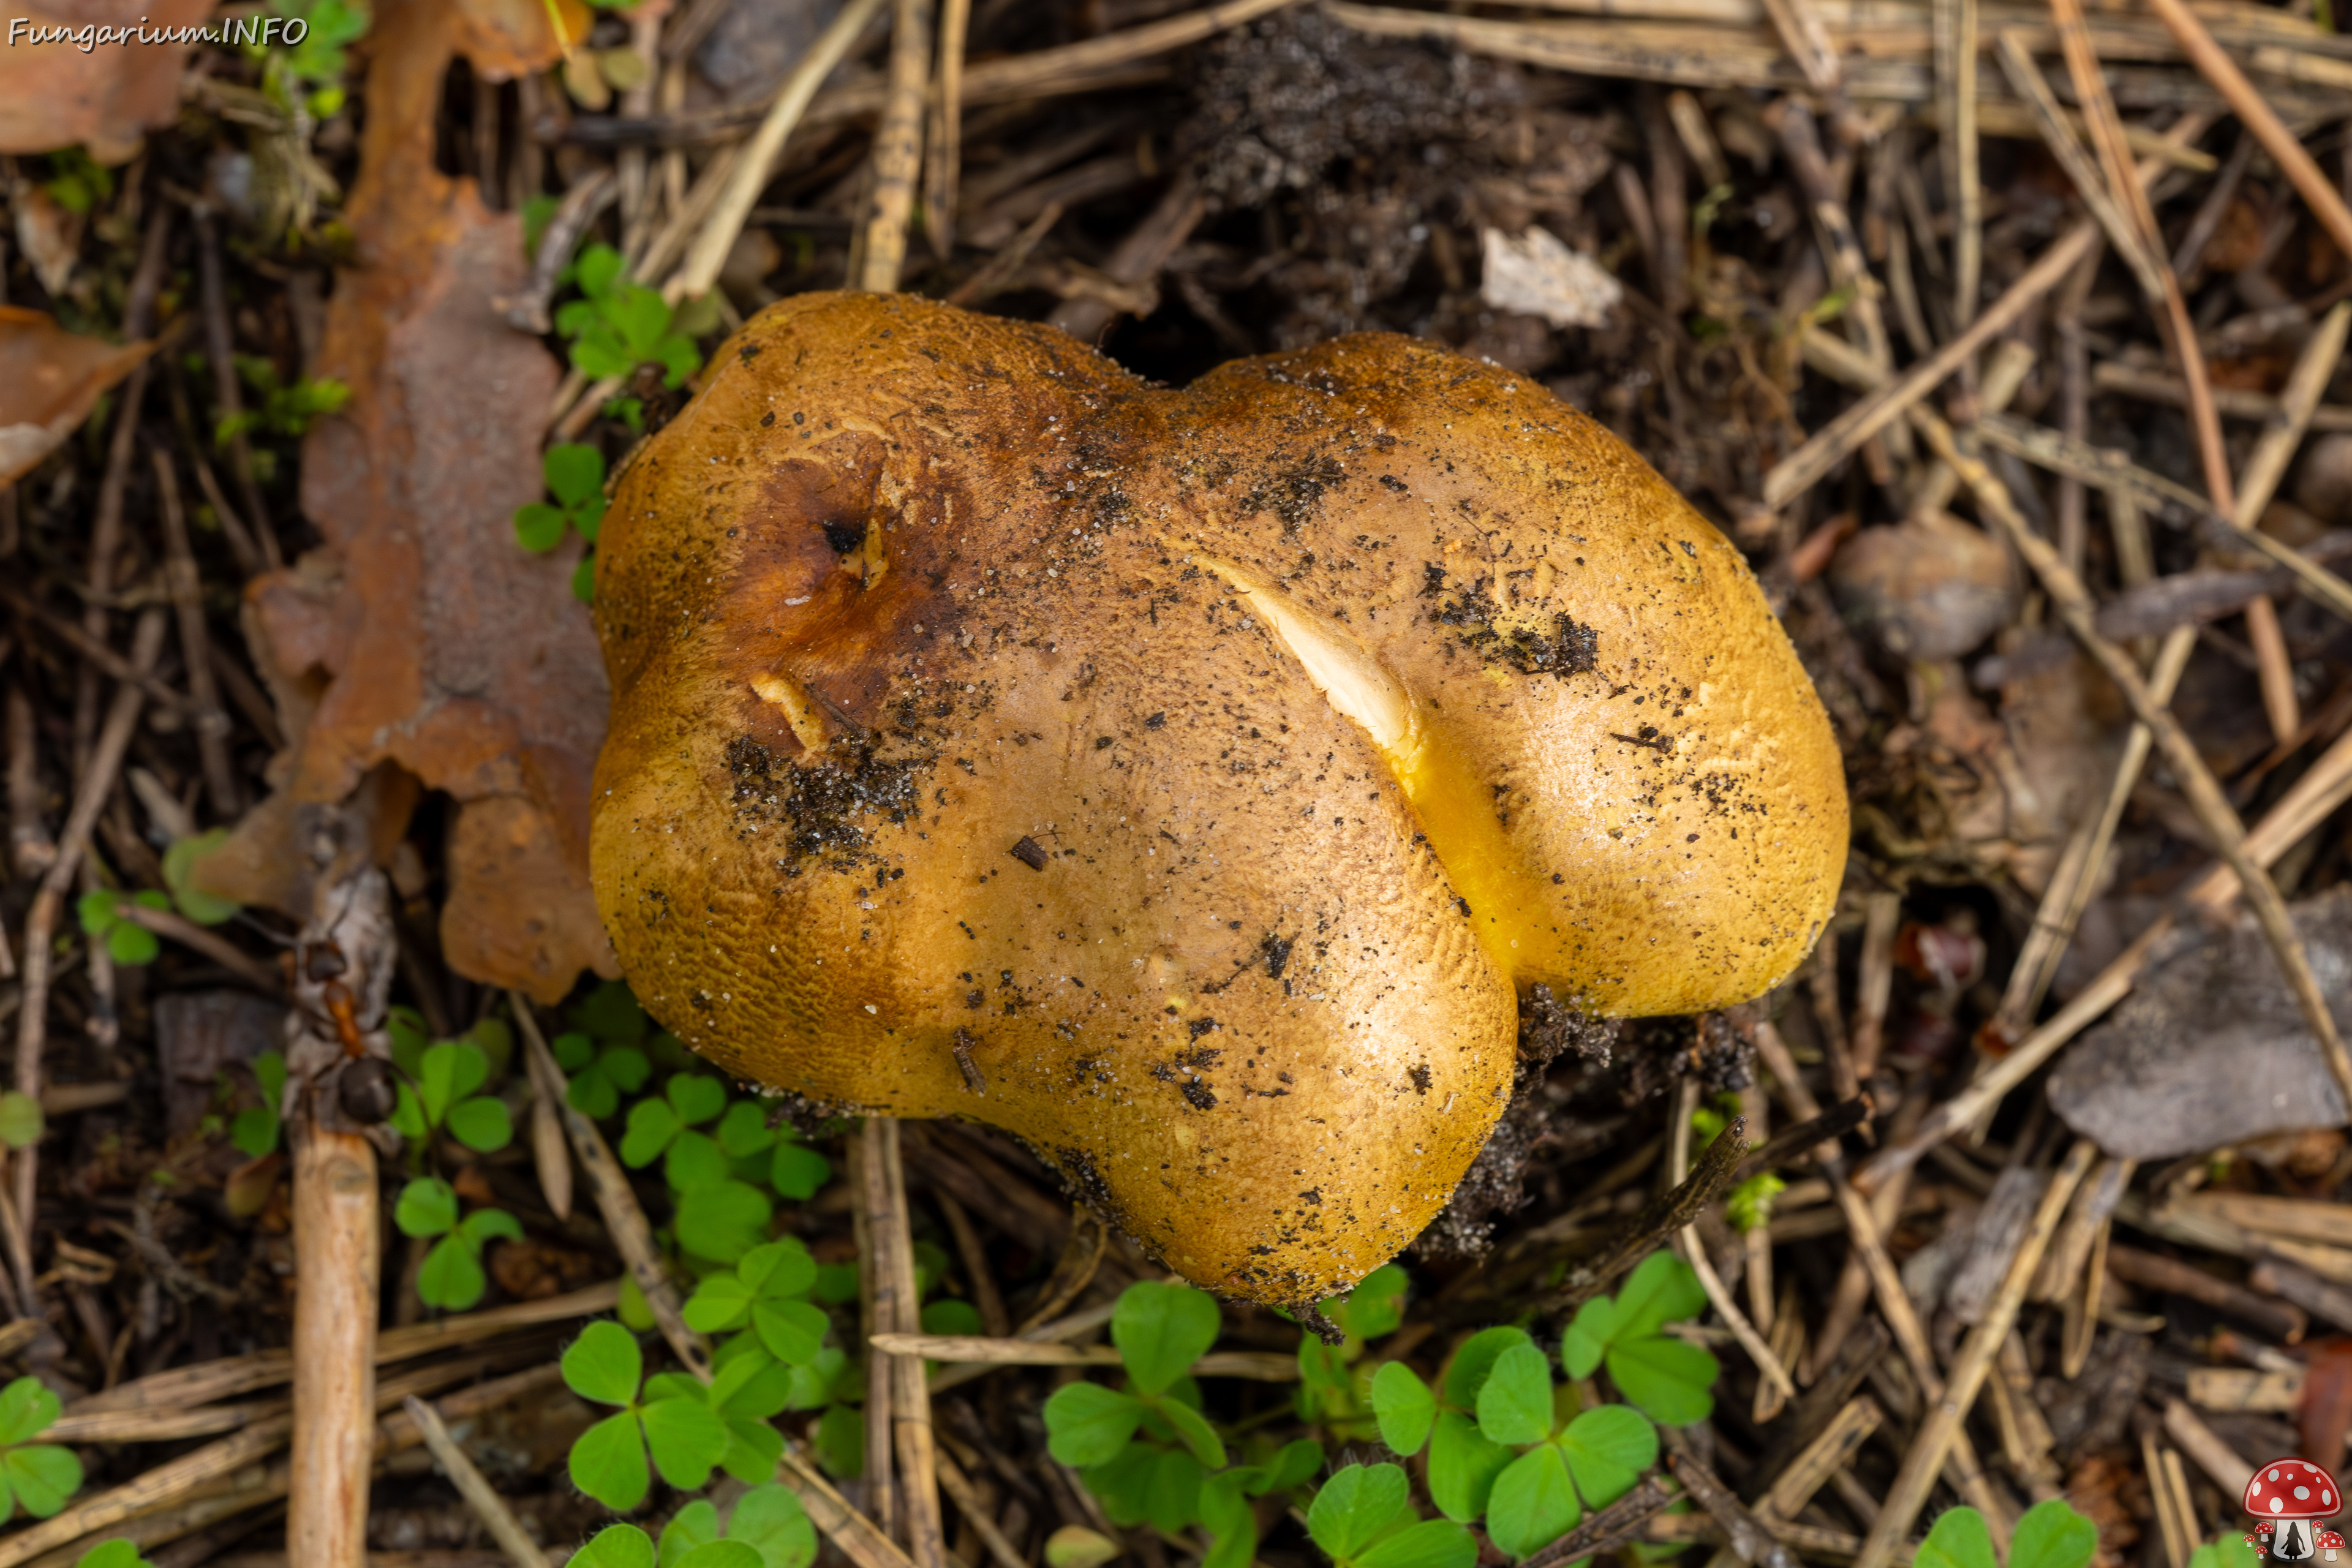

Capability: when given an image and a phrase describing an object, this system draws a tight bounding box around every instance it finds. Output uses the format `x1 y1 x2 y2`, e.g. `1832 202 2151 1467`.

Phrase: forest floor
3 0 2352 1565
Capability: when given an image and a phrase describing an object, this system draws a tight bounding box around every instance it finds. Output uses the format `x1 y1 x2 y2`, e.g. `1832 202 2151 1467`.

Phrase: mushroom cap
2247 1460 2340 1519
589 292 1848 1302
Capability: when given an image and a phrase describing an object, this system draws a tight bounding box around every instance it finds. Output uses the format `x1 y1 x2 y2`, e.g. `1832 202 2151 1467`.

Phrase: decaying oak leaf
195 0 609 1002
0 0 213 161
590 292 1847 1302
0 306 151 484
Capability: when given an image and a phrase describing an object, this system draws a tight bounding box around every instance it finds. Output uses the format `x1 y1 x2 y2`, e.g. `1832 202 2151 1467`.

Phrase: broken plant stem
1549 1111 1747 1313
402 1394 552 1568
510 993 710 1379
1851 1140 2097 1568
285 834 396 1568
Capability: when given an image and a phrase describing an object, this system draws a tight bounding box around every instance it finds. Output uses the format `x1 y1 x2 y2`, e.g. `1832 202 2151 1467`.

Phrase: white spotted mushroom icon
2244 1459 2342 1561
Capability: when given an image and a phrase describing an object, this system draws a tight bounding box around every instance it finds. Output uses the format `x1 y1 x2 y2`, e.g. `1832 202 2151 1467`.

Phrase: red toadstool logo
2245 1460 2343 1562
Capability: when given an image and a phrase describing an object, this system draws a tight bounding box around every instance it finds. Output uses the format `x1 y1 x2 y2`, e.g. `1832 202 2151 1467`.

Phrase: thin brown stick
10 609 166 1305
2050 0 2232 515
2163 1398 2256 1497
1863 717 2352 1189
673 0 887 300
1848 891 1899 1082
933 1447 1025 1568
7 686 53 877
780 1441 922 1568
856 0 935 292
48 1399 283 1445
148 451 239 816
932 1188 1009 1338
1525 1476 1681 1568
184 430 272 576
69 1281 619 1414
922 0 971 258
878 1120 947 1568
401 1395 551 1568
510 996 709 1379
2237 301 2352 531
1913 409 2352 1121
112 903 279 992
1990 32 2165 296
1765 113 2207 507
1547 1114 1749 1313
857 1123 900 1542
195 211 271 544
0 583 203 724
2142 0 2352 268
1934 0 1979 330
0 1363 565 1568
1852 1140 2095 1568
1047 171 1207 342
1989 628 2193 1047
1665 1437 1796 1568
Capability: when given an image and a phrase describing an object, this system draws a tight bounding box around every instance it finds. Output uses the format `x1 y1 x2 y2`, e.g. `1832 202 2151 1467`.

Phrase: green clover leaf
561 1321 734 1510
397 1180 519 1312
1371 1361 1436 1457
2010 1501 2101 1568
1306 1463 1413 1561
573 1524 655 1568
1044 1383 1148 1467
1917 1507 1999 1568
0 1093 45 1152
390 1040 512 1153
162 830 240 925
1485 1447 1578 1559
1474 1343 1555 1446
553 1031 651 1119
1426 1411 1513 1523
0 1376 80 1523
1556 1403 1657 1507
1114 1280 1222 1395
1443 1326 1531 1409
1558 1252 1718 1424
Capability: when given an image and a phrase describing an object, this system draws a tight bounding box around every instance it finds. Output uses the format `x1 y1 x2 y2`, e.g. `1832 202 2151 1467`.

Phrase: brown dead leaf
0 304 151 484
195 0 610 1003
0 0 213 160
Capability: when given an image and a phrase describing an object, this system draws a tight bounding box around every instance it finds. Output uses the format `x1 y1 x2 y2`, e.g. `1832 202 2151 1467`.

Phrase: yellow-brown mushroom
589 292 1847 1305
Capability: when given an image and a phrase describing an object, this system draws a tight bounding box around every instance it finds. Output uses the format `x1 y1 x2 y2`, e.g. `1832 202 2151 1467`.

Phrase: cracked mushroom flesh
589 292 1848 1305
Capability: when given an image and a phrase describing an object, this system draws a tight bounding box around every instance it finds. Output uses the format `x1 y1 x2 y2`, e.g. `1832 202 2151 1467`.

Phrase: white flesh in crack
1193 553 1532 972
